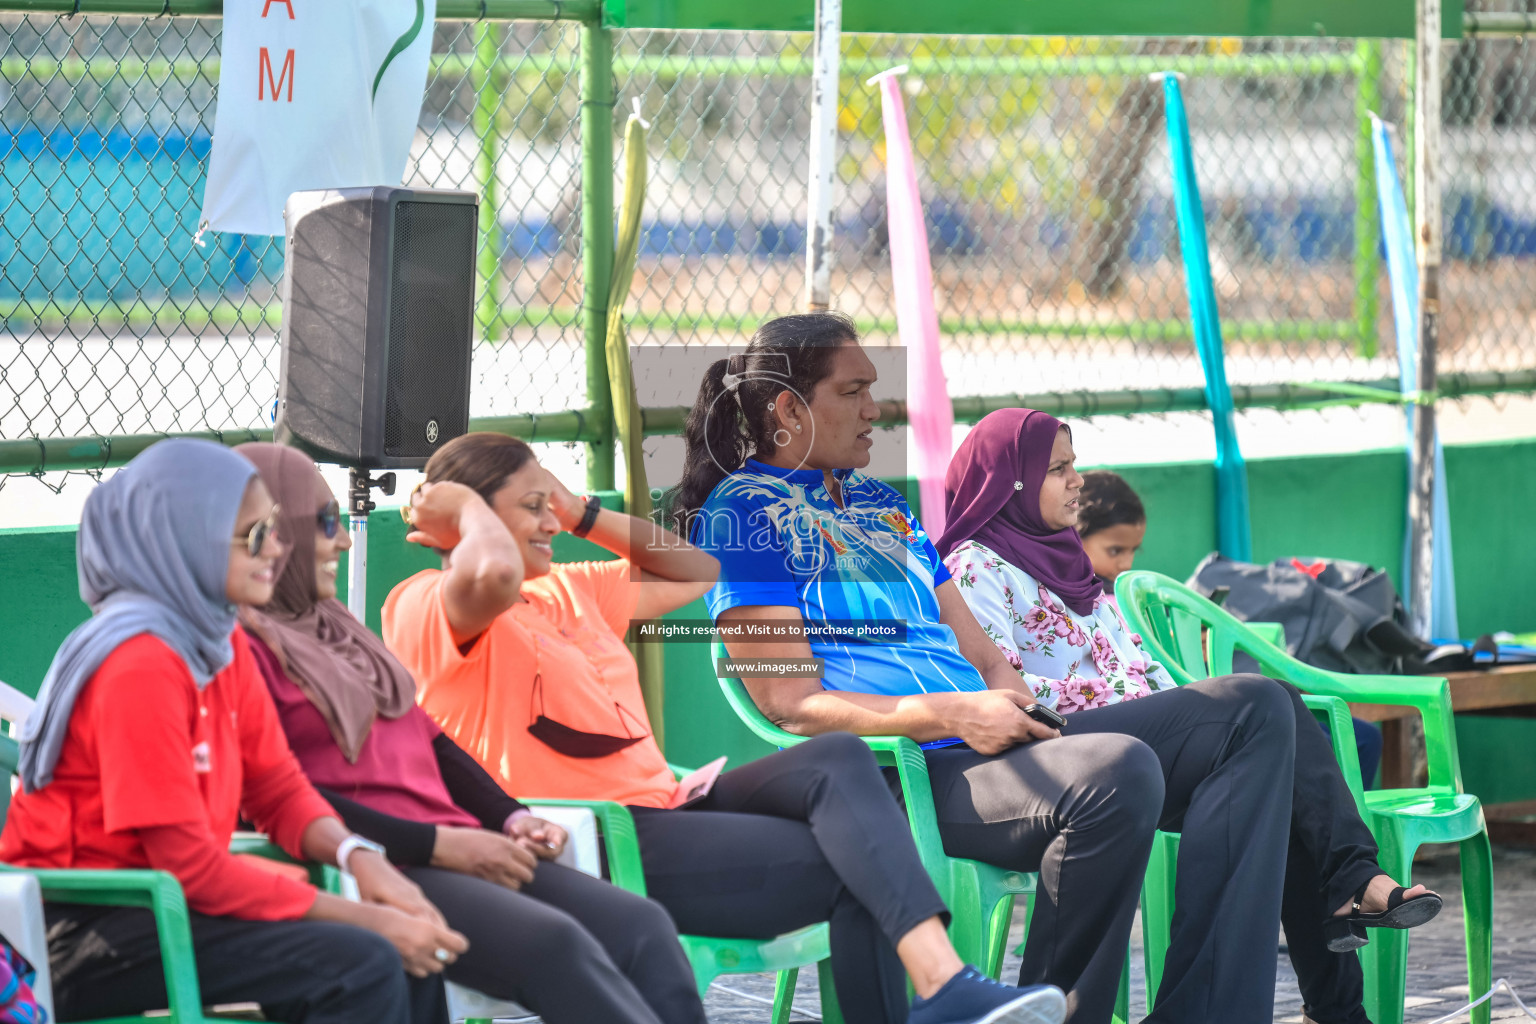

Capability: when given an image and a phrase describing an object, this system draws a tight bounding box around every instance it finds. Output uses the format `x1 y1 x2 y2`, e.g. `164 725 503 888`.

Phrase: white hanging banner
200 0 437 236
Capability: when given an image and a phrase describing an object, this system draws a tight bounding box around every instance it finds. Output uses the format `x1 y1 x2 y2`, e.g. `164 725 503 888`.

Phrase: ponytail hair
666 311 857 535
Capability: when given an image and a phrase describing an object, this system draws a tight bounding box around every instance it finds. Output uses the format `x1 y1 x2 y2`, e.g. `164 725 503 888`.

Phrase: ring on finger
434 947 452 963
401 482 427 525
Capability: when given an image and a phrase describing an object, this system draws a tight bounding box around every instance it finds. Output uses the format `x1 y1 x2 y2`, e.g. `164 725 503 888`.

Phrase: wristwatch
335 834 386 875
572 493 602 538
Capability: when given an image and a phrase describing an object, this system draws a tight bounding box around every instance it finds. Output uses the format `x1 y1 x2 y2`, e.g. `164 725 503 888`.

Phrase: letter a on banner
201 0 438 236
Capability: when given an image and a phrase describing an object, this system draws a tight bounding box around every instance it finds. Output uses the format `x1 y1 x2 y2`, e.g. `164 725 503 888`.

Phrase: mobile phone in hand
1023 703 1068 730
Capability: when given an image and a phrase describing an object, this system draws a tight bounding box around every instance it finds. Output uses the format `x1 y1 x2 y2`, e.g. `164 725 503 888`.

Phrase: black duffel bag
1187 553 1445 675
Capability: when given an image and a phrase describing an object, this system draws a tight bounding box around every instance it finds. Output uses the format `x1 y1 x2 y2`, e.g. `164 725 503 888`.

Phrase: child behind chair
1075 470 1146 587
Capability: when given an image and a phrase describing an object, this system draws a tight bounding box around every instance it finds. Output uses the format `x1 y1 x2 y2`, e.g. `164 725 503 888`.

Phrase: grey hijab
18 439 259 791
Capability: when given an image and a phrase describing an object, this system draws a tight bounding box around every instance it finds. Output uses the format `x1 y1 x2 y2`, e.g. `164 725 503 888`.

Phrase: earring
794 424 803 433
773 429 791 446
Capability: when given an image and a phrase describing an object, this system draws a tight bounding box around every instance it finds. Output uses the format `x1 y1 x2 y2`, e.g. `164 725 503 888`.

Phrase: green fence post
581 19 617 491
474 21 504 343
1354 39 1383 358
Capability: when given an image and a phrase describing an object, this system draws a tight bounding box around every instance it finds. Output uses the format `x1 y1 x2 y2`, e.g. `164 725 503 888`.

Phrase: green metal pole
581 20 617 492
473 22 503 344
1353 39 1383 358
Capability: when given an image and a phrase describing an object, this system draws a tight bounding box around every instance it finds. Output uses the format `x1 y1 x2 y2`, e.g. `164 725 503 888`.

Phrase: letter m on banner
201 0 439 236
258 47 295 101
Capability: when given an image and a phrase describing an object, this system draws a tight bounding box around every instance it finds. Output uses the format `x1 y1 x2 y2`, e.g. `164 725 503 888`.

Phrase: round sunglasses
317 499 341 539
233 504 282 557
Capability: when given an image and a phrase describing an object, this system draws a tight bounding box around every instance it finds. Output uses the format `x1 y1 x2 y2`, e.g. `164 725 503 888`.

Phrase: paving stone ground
697 843 1536 1024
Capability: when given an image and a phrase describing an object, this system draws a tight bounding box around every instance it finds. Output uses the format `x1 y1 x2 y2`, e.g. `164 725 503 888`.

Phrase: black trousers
405 861 705 1024
44 904 446 1024
1276 682 1382 1024
924 674 1298 1024
631 732 951 1024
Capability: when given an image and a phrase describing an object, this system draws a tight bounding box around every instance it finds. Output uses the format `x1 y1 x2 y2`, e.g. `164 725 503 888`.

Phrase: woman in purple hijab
935 409 1157 712
941 408 1442 1024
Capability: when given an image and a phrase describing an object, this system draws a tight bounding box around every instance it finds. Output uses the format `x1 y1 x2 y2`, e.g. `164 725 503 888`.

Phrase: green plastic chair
0 707 832 1024
521 792 842 1024
1134 622 1368 1010
0 730 230 1024
1115 569 1493 1024
710 641 1134 1023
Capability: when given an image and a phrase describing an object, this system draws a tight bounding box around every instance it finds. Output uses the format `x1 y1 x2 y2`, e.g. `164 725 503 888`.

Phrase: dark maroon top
249 634 478 830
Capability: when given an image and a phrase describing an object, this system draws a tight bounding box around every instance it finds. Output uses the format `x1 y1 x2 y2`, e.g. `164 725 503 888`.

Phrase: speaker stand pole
347 468 395 624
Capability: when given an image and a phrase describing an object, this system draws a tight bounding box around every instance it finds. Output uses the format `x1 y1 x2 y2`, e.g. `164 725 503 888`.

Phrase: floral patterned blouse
944 539 1178 714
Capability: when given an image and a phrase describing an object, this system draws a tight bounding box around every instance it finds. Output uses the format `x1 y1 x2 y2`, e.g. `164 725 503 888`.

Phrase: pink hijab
236 443 415 763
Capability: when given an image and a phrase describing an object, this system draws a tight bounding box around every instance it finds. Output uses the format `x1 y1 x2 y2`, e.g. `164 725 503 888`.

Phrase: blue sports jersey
694 459 986 699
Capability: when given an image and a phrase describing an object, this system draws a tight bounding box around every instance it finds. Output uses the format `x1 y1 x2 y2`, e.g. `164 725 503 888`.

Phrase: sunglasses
233 503 282 557
318 499 341 539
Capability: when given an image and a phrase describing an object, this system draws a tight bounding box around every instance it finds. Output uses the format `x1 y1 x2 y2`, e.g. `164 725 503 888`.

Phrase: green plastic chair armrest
227 833 337 890
1282 668 1458 783
513 798 646 896
1299 694 1370 815
1117 571 1464 793
711 642 814 751
8 866 205 1018
856 735 956 888
709 641 959 899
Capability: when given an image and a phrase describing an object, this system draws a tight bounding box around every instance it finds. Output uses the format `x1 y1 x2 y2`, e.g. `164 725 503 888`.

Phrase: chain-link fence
1 9 1533 494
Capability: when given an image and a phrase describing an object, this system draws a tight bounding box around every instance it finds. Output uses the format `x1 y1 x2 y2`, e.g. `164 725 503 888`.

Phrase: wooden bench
1351 663 1536 843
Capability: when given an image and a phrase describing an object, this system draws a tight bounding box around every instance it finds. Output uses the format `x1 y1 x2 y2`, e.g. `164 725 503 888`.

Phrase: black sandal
1322 882 1444 953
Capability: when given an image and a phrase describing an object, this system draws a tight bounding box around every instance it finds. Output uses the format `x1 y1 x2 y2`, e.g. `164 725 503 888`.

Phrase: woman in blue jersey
674 312 1297 1024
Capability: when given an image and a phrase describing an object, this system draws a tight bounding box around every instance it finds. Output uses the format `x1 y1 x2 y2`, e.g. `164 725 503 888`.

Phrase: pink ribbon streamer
873 66 954 538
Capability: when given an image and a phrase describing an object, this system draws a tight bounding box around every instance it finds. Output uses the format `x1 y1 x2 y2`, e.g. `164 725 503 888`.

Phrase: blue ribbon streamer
1371 116 1460 639
1162 75 1253 561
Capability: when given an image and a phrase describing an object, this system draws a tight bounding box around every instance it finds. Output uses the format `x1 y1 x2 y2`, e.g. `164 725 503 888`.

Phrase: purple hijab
936 408 1104 616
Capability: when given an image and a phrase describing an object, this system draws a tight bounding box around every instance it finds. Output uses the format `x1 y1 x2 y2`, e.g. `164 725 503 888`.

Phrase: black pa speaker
275 186 478 469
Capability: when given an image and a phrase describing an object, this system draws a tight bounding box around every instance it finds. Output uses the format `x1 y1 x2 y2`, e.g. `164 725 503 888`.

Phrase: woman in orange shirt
237 441 705 1024
2 439 464 1024
384 432 1067 1024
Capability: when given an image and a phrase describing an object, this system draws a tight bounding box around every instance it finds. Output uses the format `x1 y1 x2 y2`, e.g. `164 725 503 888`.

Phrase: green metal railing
5 367 1531 476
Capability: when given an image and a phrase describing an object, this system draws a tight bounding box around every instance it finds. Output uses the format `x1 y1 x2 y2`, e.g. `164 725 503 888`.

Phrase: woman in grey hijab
0 438 464 1024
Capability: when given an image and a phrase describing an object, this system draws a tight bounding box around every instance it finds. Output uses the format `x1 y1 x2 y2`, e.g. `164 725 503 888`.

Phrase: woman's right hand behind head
405 481 484 550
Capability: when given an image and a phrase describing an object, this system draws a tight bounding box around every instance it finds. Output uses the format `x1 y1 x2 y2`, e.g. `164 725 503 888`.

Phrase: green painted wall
3 438 1533 802
0 526 87 696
